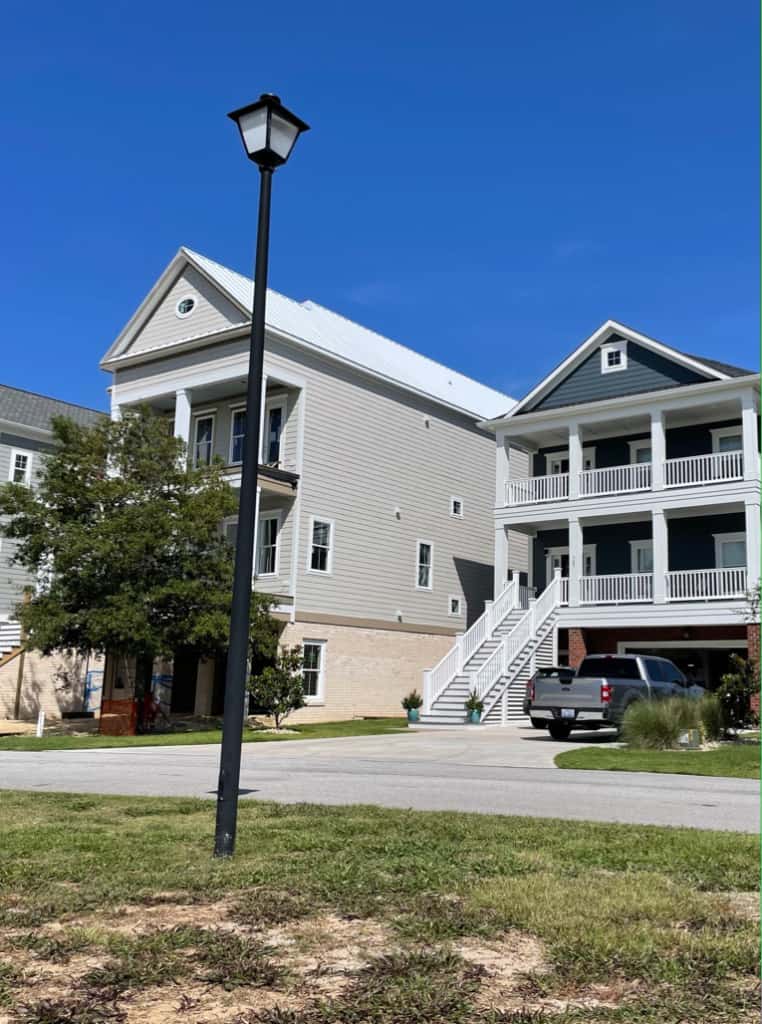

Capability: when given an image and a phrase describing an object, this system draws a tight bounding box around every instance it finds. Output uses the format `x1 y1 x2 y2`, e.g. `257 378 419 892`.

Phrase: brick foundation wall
747 623 760 669
567 628 587 670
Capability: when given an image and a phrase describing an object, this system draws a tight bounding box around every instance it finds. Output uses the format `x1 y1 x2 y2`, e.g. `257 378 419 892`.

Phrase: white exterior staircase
421 572 563 726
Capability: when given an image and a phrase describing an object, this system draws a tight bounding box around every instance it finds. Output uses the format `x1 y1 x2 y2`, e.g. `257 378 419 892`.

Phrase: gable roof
101 248 514 420
0 384 103 433
494 320 756 420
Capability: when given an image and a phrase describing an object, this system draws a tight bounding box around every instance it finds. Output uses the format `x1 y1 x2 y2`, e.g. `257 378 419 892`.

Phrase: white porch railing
580 573 653 604
423 578 518 711
666 568 747 601
560 577 569 605
473 572 562 702
506 473 569 506
664 451 743 488
579 462 651 497
0 620 22 654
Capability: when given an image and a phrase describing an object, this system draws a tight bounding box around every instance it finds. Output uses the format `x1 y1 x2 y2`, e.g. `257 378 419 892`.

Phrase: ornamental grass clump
621 697 700 750
699 693 725 742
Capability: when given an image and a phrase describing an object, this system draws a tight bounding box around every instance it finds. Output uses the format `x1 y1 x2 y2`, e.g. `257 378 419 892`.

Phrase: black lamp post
214 94 309 859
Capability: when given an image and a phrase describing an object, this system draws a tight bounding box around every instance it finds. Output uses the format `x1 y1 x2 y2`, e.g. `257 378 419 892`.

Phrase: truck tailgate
533 676 603 709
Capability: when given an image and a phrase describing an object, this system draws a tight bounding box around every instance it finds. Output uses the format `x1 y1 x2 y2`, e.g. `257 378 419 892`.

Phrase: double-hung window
711 427 743 454
416 541 433 590
302 640 325 700
193 415 214 466
629 539 654 574
230 409 246 464
309 518 333 573
9 450 32 485
257 513 280 576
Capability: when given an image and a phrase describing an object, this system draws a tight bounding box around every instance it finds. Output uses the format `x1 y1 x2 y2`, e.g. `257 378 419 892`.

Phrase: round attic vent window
175 296 196 318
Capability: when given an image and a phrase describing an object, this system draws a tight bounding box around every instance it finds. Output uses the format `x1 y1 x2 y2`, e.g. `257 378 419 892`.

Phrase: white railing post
455 633 465 673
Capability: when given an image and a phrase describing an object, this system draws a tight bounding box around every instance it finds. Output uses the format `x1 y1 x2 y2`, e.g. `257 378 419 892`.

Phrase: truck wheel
530 718 546 730
548 721 572 741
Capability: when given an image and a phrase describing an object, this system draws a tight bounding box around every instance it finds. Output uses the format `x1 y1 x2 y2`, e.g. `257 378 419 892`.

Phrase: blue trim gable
523 339 711 413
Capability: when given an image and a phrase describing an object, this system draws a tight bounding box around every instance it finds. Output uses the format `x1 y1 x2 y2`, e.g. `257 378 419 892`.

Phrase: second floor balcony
506 449 746 506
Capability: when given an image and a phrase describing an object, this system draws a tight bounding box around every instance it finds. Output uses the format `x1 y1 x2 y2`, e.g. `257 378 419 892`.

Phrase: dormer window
601 341 627 374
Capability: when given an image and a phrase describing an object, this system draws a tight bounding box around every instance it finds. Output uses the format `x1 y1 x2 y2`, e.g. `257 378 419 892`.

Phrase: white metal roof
149 248 514 419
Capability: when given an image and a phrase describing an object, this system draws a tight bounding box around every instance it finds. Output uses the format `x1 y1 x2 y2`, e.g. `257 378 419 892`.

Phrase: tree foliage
0 408 278 662
718 653 759 732
248 645 305 729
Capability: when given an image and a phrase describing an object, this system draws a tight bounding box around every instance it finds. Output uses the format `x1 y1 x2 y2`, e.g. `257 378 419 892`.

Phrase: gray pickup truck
530 654 688 740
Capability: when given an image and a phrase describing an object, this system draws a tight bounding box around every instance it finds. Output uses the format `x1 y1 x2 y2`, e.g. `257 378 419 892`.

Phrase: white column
173 389 192 446
258 375 269 464
252 485 262 580
745 499 760 592
494 525 508 597
652 509 668 603
495 431 510 506
568 422 582 499
650 408 665 490
741 391 759 482
109 391 122 422
568 516 582 607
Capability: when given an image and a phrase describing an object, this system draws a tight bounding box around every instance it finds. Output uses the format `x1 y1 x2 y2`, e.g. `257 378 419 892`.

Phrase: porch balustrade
665 567 747 601
505 451 746 507
579 573 653 604
664 451 743 488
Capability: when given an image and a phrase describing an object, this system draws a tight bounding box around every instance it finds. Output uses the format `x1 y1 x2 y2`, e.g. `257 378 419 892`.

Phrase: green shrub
699 694 725 742
717 654 759 731
621 698 700 750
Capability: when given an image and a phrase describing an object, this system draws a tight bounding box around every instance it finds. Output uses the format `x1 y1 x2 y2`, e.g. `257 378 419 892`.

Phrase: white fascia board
100 248 252 367
557 601 748 629
485 374 760 435
486 320 733 425
107 320 504 422
0 418 53 440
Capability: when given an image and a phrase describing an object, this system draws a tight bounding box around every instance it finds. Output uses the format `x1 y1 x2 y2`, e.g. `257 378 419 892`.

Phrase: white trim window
450 497 464 518
711 426 742 454
308 517 333 573
714 531 746 569
546 447 595 474
601 340 627 373
229 408 246 464
175 294 196 319
193 414 215 466
448 594 463 616
256 512 281 576
9 449 32 485
629 539 654 573
628 440 652 465
416 540 433 590
222 517 238 548
262 399 285 465
302 640 326 701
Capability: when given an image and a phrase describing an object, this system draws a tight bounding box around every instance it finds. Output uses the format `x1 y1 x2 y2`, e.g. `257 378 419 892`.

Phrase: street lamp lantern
228 94 310 168
214 94 309 859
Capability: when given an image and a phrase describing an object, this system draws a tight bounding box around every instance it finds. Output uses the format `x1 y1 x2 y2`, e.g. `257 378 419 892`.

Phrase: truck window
577 657 641 679
644 658 665 681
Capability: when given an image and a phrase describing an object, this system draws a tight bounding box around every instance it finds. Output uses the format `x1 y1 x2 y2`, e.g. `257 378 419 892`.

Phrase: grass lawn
0 791 758 1023
555 742 760 779
0 716 409 751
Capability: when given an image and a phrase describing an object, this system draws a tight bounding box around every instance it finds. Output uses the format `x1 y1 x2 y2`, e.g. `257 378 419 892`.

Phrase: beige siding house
100 247 517 721
0 385 104 720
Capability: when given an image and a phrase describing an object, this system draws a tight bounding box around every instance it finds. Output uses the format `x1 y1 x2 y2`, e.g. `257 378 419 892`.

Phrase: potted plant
401 690 423 723
464 690 484 724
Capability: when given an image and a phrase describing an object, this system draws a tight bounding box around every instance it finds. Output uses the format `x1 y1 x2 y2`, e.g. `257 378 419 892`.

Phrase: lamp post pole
213 166 273 858
213 94 308 859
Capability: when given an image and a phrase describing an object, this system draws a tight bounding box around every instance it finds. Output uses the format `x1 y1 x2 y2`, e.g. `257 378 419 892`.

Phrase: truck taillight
600 682 612 704
528 680 535 701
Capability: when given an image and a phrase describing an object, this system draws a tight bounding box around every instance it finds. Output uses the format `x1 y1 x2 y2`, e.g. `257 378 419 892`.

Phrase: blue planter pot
468 710 482 724
407 708 420 723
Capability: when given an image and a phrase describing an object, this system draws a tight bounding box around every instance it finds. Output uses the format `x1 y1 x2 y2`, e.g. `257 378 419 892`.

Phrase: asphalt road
0 727 757 832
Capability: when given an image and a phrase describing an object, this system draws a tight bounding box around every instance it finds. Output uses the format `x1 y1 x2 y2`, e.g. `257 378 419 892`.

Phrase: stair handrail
472 571 562 705
422 577 517 711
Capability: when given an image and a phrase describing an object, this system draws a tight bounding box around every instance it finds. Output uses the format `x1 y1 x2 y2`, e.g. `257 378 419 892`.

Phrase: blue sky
1 1 758 410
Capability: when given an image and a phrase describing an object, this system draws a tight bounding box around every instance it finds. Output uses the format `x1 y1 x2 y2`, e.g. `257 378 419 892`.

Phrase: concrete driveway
0 725 757 832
